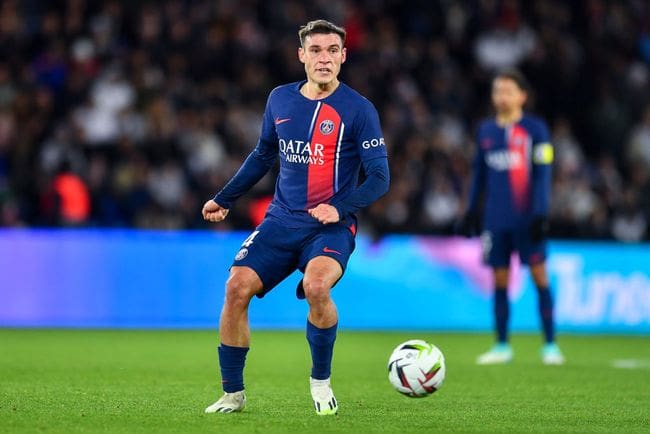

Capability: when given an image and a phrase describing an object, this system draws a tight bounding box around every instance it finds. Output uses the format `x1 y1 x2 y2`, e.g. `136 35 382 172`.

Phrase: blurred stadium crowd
0 0 649 240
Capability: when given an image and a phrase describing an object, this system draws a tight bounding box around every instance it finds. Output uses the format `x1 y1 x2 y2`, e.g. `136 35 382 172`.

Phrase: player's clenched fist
202 200 229 222
308 203 340 224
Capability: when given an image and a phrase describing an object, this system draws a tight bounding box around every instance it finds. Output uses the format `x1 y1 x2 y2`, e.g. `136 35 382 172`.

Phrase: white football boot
204 391 246 414
542 343 566 365
310 377 338 415
476 343 513 365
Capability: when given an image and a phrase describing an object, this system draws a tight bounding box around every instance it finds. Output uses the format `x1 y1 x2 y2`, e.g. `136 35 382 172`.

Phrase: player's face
299 33 346 86
492 78 527 115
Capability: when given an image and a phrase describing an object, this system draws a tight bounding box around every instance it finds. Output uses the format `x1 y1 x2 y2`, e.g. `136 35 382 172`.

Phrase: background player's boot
476 343 513 365
310 377 338 415
541 343 565 365
204 391 246 413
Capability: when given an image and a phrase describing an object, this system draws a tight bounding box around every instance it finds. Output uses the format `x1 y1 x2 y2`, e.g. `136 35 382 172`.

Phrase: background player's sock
537 287 555 343
494 288 509 343
306 320 337 380
218 343 249 393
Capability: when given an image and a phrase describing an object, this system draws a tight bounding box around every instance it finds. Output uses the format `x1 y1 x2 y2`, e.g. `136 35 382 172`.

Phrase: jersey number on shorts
242 230 260 248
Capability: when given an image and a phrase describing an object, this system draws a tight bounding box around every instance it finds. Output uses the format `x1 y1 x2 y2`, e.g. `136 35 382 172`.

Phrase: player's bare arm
202 200 229 222
308 203 340 224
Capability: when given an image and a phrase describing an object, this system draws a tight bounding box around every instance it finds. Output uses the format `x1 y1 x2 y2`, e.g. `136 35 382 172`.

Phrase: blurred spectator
626 106 650 171
0 0 648 241
611 189 647 242
422 173 460 231
552 117 584 178
41 162 91 226
72 68 135 145
473 0 537 71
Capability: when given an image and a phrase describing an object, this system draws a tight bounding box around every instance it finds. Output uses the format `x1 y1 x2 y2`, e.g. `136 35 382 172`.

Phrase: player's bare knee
493 268 509 288
533 277 549 290
303 277 331 306
224 276 256 309
530 263 548 288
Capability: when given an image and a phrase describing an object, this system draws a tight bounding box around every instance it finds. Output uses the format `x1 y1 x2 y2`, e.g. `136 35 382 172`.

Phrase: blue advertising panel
1 229 649 333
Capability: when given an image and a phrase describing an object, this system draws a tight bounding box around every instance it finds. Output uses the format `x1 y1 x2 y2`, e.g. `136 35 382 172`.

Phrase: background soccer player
201 20 389 414
458 69 564 366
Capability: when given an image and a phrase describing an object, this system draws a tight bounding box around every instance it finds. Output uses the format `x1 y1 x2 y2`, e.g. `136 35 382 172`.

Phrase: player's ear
298 47 305 64
341 47 347 64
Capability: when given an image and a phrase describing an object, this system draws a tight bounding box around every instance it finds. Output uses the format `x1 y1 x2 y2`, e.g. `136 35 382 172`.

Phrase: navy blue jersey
214 80 389 228
468 114 553 230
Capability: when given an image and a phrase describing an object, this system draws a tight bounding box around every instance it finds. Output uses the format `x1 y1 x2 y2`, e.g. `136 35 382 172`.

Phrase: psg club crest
235 248 248 261
319 119 335 135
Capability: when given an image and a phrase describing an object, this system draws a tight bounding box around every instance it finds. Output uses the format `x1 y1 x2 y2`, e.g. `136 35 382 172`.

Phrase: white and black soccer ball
387 339 446 397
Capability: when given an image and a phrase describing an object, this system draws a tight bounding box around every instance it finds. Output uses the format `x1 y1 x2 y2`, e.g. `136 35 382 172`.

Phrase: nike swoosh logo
275 117 291 125
323 247 341 255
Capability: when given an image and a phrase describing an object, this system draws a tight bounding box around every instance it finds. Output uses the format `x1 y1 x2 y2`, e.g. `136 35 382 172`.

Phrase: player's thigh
298 223 356 287
231 219 300 297
481 229 512 268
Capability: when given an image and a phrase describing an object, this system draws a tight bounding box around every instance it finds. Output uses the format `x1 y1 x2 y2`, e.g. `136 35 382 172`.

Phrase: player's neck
301 79 340 100
496 109 523 126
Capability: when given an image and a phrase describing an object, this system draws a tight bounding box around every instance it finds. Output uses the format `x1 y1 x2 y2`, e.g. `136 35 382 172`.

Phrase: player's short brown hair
298 20 346 48
494 69 530 91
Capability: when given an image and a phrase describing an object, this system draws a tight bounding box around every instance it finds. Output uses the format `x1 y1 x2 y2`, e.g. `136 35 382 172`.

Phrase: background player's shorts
231 216 356 298
481 227 546 268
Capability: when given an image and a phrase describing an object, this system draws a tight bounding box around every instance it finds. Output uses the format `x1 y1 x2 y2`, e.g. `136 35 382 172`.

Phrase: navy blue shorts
231 217 356 297
480 228 546 268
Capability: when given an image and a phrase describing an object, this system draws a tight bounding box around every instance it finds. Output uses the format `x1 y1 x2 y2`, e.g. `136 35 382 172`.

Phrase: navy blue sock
306 320 337 380
494 288 509 344
218 343 249 393
537 287 555 344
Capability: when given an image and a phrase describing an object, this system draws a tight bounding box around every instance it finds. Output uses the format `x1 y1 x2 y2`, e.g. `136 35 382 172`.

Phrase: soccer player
458 69 565 365
201 20 389 415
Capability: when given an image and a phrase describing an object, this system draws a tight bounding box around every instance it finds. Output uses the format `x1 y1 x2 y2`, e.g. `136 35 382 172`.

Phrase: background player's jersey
215 81 389 228
467 114 553 230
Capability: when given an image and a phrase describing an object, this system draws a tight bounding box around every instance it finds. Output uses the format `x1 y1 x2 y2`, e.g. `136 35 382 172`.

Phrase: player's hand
456 212 480 238
202 200 229 222
529 216 549 243
308 204 340 224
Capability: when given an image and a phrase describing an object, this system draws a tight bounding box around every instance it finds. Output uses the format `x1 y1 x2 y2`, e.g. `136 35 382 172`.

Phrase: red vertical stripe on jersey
307 103 341 208
508 124 530 212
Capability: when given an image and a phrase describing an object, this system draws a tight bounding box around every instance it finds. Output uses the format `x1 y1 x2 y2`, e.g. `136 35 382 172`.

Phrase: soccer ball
387 339 446 397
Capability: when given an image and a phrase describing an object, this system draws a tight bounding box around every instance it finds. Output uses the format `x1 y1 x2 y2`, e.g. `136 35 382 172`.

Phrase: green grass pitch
1 330 649 433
